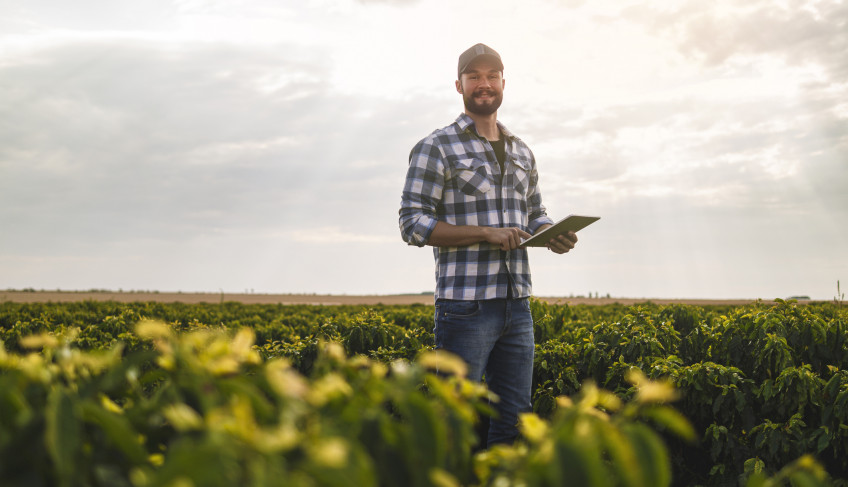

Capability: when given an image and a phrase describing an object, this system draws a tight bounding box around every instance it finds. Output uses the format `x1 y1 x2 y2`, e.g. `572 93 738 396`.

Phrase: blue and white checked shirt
399 113 554 300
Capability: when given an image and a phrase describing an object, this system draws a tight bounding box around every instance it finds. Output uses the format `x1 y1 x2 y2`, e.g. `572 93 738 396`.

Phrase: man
398 43 578 447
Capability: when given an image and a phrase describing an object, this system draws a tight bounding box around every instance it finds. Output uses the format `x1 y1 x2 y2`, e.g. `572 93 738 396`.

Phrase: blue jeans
434 298 535 447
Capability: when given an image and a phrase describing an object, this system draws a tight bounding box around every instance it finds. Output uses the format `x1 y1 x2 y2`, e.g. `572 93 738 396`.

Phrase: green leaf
0 384 32 426
621 422 671 487
712 391 725 415
404 392 444 471
641 406 696 442
598 421 640 486
80 399 148 464
788 471 827 487
46 388 81 487
815 428 830 454
744 472 767 487
552 440 605 487
218 378 275 419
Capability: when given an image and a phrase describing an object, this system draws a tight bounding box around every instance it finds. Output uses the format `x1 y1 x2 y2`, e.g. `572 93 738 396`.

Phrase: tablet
520 215 600 248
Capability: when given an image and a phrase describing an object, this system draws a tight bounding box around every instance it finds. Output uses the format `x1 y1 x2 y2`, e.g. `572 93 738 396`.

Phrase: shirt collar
455 113 515 140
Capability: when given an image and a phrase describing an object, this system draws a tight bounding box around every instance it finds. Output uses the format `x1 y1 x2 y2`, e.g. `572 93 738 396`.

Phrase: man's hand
534 223 578 254
483 227 532 251
547 231 577 254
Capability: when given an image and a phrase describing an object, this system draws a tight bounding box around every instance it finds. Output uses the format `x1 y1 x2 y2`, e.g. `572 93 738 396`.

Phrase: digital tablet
520 215 600 248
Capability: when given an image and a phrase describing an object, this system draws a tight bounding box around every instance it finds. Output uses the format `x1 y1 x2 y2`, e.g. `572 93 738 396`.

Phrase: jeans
434 297 535 447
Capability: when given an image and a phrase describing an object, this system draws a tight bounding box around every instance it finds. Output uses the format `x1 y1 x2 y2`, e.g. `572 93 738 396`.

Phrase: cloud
1 0 181 34
0 38 457 257
0 42 314 227
504 0 848 220
623 0 848 78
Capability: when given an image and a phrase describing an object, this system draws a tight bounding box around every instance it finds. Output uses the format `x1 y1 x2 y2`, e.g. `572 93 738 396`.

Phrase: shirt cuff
408 214 438 247
529 216 555 235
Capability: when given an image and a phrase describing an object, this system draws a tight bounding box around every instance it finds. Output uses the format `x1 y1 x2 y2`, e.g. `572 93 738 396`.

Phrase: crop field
0 296 845 486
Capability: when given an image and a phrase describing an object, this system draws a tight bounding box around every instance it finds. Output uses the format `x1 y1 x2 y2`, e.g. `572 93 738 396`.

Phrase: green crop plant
1 298 845 485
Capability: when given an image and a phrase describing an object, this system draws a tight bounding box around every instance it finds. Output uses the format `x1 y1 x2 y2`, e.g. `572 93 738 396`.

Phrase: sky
1 0 846 300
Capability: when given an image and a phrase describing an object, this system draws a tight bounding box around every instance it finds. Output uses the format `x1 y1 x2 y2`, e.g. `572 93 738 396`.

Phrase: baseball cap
457 43 504 79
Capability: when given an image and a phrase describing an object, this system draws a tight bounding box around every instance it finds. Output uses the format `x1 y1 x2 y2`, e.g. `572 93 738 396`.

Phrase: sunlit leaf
418 350 468 378
135 319 173 340
519 412 549 443
161 403 203 432
308 437 349 468
19 333 59 350
641 406 696 442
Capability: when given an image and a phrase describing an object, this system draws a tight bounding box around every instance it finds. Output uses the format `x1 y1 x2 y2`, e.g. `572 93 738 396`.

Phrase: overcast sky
1 0 846 300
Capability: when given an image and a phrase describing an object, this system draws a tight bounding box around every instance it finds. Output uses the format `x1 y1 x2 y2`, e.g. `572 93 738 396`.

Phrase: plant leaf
46 388 81 487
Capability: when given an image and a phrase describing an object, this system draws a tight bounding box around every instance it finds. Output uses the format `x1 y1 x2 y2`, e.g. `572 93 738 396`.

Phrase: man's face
456 58 504 116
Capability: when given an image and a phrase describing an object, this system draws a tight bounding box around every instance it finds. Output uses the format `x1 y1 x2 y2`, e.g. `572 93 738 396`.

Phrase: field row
0 298 845 486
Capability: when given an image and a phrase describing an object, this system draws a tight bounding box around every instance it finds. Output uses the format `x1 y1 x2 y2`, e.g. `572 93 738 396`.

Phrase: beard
463 89 503 116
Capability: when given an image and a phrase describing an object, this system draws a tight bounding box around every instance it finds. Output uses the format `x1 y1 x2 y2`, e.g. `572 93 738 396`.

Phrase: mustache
472 89 498 97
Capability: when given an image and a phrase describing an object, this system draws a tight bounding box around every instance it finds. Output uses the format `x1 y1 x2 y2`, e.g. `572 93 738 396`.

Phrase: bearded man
398 43 578 447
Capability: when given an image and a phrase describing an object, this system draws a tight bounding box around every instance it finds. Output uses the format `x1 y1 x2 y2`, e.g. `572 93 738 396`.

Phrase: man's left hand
546 231 577 254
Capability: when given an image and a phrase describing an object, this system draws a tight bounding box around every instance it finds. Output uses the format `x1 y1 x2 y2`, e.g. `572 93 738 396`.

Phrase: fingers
488 227 532 250
501 228 525 250
546 232 577 254
485 227 579 253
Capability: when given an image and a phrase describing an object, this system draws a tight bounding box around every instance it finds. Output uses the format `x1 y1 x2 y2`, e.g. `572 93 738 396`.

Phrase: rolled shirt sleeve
399 138 445 247
525 157 554 234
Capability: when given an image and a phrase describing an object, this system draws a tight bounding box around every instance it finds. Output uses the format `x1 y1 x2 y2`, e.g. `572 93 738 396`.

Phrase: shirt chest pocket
452 158 492 196
506 157 531 196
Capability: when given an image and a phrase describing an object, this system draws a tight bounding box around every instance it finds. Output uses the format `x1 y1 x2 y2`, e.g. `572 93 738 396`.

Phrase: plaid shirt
399 113 554 300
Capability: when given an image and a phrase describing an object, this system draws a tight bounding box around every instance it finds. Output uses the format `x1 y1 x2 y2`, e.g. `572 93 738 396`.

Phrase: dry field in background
1 291 782 307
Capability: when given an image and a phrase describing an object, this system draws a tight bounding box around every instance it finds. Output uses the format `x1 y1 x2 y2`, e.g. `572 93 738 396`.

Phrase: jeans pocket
438 300 480 318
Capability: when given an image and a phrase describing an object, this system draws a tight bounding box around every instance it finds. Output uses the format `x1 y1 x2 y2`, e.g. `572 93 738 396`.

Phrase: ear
455 79 463 94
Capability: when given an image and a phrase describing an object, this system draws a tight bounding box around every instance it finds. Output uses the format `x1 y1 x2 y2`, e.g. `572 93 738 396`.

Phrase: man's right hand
483 227 532 251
